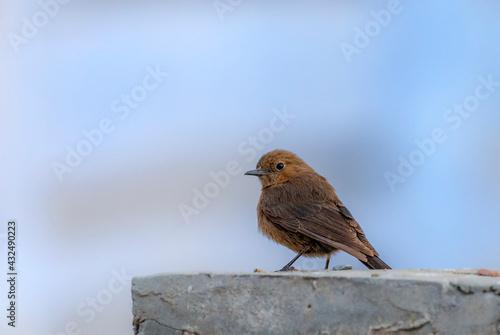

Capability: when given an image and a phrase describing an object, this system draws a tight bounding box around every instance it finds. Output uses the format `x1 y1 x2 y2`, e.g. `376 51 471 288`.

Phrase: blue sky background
1 1 500 334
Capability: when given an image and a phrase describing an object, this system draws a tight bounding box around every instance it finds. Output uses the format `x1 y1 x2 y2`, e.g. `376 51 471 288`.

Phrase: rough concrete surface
132 269 500 335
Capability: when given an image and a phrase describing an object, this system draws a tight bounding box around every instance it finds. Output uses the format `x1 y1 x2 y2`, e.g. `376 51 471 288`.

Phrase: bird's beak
244 169 266 176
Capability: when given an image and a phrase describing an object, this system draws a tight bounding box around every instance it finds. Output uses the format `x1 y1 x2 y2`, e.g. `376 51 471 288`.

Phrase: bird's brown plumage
245 149 391 270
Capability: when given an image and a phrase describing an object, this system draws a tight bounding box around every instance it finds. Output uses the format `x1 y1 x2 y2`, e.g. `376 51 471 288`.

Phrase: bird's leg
277 248 309 272
324 255 331 270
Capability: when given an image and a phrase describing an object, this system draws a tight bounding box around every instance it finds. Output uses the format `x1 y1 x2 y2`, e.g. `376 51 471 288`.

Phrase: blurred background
1 0 500 334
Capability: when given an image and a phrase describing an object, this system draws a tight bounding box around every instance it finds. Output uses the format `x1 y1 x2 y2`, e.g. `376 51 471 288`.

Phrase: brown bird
245 149 391 271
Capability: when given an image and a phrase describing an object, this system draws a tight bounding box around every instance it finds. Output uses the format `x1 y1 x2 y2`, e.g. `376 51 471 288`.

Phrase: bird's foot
276 266 296 272
331 265 352 271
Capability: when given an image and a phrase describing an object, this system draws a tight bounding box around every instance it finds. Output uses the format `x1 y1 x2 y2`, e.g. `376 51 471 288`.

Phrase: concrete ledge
132 269 500 335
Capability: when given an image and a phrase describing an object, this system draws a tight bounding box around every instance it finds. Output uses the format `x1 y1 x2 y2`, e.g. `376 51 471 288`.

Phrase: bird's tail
361 255 391 270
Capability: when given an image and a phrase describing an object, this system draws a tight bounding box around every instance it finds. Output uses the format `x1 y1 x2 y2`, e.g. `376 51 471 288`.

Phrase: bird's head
244 149 314 188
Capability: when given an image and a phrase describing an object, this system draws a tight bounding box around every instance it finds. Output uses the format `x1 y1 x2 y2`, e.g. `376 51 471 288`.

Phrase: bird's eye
276 163 285 170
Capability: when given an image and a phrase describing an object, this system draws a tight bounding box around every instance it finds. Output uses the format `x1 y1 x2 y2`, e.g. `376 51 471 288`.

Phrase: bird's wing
261 197 377 261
